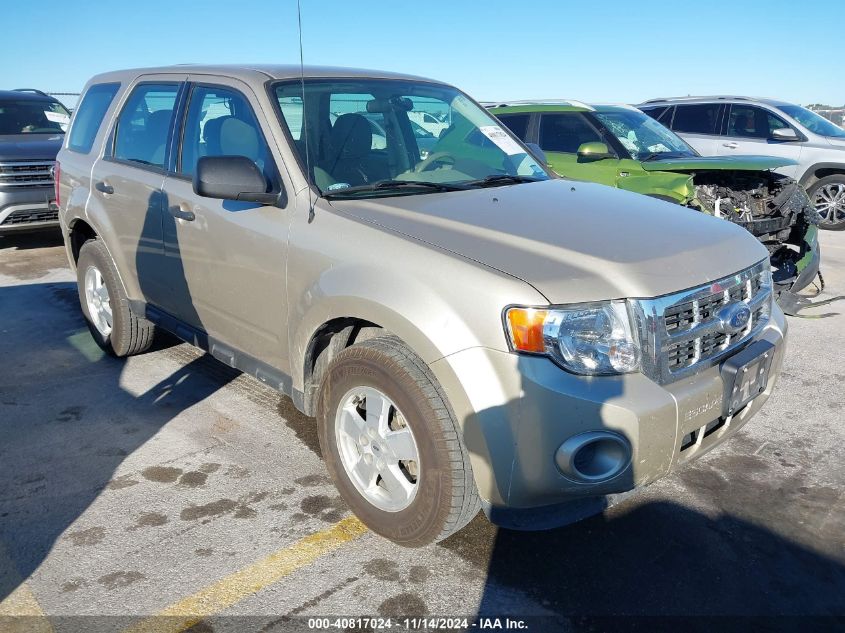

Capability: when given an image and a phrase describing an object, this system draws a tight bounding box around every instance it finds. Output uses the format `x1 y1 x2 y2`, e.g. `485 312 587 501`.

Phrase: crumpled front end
691 171 822 295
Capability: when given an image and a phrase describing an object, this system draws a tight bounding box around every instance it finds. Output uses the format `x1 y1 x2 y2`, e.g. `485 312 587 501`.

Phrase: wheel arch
294 300 452 417
68 217 98 265
798 163 845 189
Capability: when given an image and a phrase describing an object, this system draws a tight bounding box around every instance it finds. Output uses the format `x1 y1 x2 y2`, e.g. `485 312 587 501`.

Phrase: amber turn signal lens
506 308 548 353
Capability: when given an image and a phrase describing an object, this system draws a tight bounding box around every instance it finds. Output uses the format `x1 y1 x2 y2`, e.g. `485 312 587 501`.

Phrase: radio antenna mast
297 0 315 221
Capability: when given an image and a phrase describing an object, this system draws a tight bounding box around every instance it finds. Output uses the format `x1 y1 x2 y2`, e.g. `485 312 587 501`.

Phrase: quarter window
497 114 530 141
113 84 179 169
539 113 602 153
68 83 120 153
180 86 268 177
671 104 721 135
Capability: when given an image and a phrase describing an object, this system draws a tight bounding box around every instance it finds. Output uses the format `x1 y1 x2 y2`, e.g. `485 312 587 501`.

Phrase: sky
2 0 841 108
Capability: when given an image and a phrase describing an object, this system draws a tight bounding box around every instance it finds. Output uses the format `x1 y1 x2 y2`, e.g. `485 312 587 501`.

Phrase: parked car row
487 101 822 296
52 65 791 545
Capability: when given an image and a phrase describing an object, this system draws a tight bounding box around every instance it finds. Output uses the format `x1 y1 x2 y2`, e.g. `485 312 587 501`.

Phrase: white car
409 110 447 137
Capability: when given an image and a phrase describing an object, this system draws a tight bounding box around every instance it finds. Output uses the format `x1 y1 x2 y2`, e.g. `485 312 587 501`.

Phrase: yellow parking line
0 542 54 633
123 516 367 633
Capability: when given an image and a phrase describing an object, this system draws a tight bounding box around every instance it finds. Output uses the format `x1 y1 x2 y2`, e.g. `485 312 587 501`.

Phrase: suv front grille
0 161 55 188
631 259 773 384
1 208 59 226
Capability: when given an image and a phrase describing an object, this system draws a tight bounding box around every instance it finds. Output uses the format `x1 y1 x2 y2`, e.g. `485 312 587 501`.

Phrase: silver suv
56 66 787 545
639 96 845 230
0 89 70 235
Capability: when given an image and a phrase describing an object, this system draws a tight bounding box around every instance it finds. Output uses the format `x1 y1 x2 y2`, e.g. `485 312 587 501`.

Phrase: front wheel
316 336 479 546
808 175 845 230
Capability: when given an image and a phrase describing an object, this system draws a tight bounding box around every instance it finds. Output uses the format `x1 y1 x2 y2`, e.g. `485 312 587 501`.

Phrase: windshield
593 109 696 160
0 99 70 135
273 79 549 198
776 104 845 139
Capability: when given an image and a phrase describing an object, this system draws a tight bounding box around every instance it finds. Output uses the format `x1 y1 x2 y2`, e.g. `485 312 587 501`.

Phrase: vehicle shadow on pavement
442 500 845 627
0 231 64 250
0 281 238 603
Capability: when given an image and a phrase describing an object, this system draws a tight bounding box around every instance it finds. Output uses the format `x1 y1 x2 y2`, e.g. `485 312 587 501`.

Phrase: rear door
87 76 184 308
538 112 621 186
668 103 724 156
160 76 292 368
718 104 802 177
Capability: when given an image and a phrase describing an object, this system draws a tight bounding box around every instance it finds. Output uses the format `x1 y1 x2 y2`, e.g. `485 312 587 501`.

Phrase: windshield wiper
323 180 469 198
463 174 541 188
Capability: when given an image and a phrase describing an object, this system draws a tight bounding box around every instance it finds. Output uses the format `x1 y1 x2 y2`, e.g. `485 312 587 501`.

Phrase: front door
717 104 803 178
160 78 292 367
539 112 623 186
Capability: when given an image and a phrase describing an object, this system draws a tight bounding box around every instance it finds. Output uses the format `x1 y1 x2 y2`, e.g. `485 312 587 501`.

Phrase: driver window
539 113 602 153
180 85 268 177
728 105 769 139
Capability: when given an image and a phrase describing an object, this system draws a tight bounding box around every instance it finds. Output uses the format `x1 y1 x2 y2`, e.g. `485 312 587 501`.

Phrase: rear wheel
316 335 479 546
808 175 845 230
76 239 156 356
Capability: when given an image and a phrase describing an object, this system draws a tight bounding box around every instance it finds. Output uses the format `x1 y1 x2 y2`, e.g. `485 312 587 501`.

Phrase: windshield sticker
45 111 69 124
45 110 70 131
326 182 351 191
478 125 524 155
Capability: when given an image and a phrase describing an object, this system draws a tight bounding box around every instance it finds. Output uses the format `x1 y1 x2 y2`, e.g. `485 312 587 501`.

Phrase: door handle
169 204 195 222
722 142 738 149
95 181 114 194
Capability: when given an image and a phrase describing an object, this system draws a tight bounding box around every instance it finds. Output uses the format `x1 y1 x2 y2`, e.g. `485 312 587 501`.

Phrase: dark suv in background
0 89 70 236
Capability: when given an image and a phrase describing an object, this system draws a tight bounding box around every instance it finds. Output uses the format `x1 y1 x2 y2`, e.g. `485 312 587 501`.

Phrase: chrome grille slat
0 161 54 188
631 259 773 384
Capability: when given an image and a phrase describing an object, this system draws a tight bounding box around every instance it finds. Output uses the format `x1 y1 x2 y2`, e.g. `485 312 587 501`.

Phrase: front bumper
431 304 787 527
0 186 59 234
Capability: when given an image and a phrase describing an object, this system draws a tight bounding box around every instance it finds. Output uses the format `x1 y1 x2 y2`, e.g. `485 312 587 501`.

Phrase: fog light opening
556 432 631 483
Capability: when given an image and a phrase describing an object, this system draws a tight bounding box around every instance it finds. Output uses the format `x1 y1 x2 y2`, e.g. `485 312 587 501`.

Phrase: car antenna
297 0 315 222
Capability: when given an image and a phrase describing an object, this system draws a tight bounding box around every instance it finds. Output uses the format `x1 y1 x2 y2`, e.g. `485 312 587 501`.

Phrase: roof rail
13 88 51 97
642 95 753 104
482 99 595 111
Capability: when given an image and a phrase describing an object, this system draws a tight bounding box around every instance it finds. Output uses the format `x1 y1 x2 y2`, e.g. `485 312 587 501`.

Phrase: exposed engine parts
691 171 822 293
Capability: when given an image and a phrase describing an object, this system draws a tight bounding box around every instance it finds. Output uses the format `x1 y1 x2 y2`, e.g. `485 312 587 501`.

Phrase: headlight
504 301 641 376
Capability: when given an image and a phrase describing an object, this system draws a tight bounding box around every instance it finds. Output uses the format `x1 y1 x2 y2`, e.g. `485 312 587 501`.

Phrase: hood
824 136 845 149
0 134 63 162
641 155 795 172
327 179 767 304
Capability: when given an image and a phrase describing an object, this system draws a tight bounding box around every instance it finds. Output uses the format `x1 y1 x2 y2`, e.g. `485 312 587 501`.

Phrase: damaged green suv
489 102 821 296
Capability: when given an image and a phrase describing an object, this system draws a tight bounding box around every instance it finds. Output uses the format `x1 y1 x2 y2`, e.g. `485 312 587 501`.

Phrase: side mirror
771 127 800 142
577 142 614 161
525 142 547 165
194 155 281 205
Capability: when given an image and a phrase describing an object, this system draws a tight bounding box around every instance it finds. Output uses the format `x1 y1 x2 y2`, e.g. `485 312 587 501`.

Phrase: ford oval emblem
717 303 752 334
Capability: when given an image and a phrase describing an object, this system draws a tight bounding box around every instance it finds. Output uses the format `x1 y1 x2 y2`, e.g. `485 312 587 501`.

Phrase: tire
316 335 479 546
808 175 845 230
76 239 156 356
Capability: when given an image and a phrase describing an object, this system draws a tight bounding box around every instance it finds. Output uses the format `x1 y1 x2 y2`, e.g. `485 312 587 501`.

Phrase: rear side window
671 104 720 135
640 106 670 123
497 114 530 140
539 113 602 153
113 84 180 169
180 85 268 177
68 83 120 153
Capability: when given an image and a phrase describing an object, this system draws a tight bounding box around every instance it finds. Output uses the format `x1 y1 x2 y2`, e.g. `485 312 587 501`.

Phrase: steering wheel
414 151 456 173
